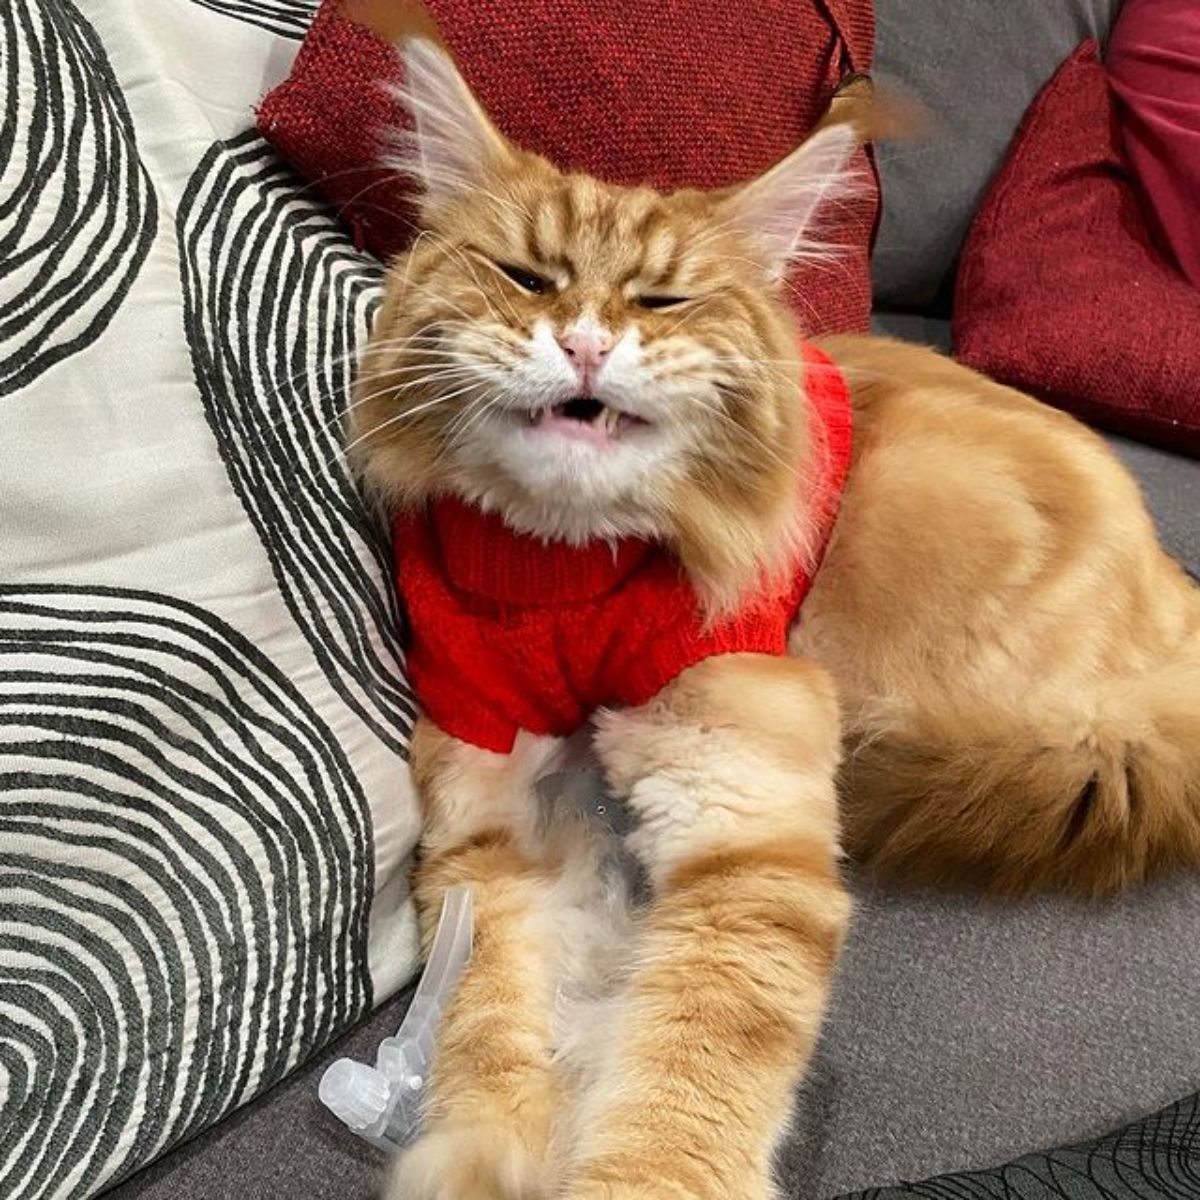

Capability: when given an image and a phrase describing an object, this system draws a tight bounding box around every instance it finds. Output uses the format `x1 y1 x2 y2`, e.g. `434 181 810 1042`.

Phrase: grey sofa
106 1 1200 1197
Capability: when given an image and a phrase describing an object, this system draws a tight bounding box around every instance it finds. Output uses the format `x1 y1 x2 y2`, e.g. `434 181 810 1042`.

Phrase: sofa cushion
870 311 953 353
257 0 880 337
1112 439 1200 578
0 4 420 1196
787 870 1200 1192
953 40 1200 456
1106 0 1200 288
872 0 1124 313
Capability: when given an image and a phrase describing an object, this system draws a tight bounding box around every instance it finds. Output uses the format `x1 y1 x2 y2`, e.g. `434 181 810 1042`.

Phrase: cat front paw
386 1120 550 1200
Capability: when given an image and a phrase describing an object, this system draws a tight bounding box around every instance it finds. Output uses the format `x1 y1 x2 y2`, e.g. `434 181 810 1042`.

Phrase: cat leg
563 655 849 1200
386 721 564 1200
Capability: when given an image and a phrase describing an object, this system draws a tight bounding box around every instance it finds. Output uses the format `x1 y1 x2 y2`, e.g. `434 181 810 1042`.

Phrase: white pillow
0 2 418 1196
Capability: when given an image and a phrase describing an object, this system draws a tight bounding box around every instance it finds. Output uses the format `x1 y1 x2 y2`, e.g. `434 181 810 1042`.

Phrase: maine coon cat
350 34 1200 1200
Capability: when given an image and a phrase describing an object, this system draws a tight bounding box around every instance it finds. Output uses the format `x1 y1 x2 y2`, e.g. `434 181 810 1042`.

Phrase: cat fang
522 396 651 445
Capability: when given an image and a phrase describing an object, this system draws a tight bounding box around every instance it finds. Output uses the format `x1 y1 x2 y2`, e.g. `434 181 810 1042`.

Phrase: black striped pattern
188 0 317 39
0 0 156 397
177 132 416 759
0 585 374 1199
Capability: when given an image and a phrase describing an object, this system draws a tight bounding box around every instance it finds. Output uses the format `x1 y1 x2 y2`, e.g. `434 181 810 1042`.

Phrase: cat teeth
522 402 635 435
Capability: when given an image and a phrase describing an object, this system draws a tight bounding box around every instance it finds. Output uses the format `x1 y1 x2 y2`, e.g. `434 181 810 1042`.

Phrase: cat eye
497 263 551 294
637 295 689 310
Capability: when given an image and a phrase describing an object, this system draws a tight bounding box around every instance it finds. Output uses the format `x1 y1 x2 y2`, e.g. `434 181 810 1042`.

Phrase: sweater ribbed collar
429 496 655 607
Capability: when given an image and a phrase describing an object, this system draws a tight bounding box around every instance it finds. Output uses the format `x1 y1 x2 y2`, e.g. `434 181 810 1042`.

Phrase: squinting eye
497 263 551 294
637 295 689 310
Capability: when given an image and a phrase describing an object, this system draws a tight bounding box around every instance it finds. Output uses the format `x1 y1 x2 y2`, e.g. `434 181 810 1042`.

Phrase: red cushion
257 0 879 337
1107 0 1200 288
953 40 1200 457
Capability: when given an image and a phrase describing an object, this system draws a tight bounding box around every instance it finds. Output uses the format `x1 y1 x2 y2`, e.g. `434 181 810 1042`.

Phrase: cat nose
558 324 613 371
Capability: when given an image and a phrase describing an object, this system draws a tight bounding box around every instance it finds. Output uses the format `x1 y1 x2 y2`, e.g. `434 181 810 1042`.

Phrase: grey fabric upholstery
790 873 1200 1193
871 0 1125 313
1113 438 1200 577
103 990 408 1200
838 1092 1200 1199
870 311 954 352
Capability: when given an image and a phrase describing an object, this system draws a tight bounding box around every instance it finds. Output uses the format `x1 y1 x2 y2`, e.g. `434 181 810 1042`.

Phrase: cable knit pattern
394 344 853 752
257 0 878 336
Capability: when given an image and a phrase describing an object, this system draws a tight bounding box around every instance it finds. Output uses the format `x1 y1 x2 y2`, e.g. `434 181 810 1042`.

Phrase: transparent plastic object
319 885 473 1152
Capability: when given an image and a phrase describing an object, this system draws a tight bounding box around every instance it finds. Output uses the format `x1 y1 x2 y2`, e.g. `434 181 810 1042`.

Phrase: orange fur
394 724 564 1200
564 657 847 1200
801 335 1200 896
355 34 1200 1200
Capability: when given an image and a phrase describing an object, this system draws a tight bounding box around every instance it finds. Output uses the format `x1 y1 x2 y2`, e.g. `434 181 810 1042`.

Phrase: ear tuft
723 124 863 280
386 37 512 208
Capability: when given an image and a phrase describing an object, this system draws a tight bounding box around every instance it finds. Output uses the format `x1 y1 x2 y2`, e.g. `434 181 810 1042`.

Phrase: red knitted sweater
394 344 852 753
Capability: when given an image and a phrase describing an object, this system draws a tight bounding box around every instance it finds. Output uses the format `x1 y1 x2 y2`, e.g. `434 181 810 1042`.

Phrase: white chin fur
454 422 681 544
445 319 693 542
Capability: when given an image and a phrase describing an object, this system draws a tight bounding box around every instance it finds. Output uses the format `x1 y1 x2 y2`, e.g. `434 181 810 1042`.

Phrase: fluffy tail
842 650 1200 897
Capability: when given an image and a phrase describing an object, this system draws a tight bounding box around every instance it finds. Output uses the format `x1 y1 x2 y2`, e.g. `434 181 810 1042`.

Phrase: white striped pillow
0 2 419 1195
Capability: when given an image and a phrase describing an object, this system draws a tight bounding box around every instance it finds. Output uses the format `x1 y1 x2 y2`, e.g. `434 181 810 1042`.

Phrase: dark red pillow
953 40 1200 456
257 0 879 337
1107 0 1200 289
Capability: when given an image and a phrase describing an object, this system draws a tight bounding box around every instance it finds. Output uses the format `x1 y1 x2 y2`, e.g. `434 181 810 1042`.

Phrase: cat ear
390 37 514 207
720 124 861 280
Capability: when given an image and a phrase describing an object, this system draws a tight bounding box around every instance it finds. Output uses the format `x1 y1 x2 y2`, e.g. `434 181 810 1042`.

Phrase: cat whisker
253 317 478 401
442 395 494 448
251 346 483 425
336 380 486 465
685 392 805 480
258 369 481 452
445 389 511 449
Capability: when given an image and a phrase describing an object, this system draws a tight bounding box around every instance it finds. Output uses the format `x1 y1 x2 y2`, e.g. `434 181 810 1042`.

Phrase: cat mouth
524 396 650 443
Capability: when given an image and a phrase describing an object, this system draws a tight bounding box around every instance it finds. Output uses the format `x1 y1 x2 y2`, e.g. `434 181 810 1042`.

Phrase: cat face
352 38 859 609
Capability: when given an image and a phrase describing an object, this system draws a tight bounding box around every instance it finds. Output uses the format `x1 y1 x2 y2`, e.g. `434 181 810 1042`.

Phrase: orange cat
352 36 1200 1200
